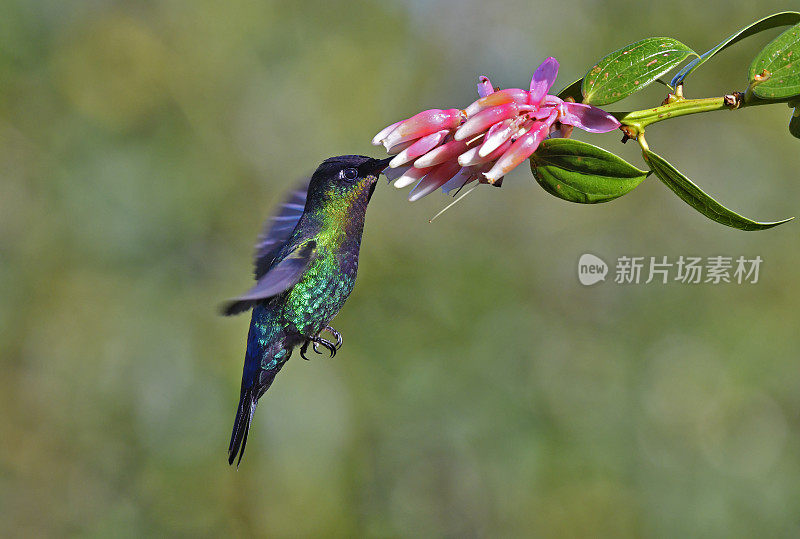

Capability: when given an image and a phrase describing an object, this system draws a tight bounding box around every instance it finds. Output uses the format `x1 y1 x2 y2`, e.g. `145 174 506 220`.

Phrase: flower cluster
372 58 621 201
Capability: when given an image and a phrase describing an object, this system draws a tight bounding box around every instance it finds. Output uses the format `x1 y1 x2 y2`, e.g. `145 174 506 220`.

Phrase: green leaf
557 78 583 101
790 106 800 138
582 37 696 106
530 139 649 204
750 22 800 99
559 77 674 103
643 149 793 230
671 11 800 87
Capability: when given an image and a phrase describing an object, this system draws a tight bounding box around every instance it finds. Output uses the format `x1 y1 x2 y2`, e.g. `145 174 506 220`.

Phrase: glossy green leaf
582 37 696 106
750 22 800 99
559 77 672 103
671 11 800 87
644 149 793 230
530 139 649 204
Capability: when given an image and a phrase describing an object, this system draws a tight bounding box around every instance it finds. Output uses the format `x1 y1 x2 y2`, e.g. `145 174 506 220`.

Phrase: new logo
578 253 608 286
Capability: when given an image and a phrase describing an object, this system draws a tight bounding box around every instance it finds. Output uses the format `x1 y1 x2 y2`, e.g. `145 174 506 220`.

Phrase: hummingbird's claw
312 338 337 358
324 326 343 350
300 339 312 360
300 331 338 360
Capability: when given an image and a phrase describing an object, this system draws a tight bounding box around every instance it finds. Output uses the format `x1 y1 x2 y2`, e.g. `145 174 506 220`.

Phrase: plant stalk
614 93 795 136
615 96 726 133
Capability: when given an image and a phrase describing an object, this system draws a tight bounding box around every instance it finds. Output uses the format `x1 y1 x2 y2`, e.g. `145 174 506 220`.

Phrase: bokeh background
2 1 800 536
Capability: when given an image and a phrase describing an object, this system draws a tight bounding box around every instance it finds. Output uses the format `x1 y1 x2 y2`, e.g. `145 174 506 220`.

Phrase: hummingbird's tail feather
228 350 289 466
228 386 257 466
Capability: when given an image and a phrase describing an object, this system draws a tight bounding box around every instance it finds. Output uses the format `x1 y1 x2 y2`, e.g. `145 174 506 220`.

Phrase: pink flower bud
383 109 464 148
558 102 621 133
484 111 557 183
385 139 415 155
458 137 513 166
455 103 520 141
413 137 476 168
477 75 495 98
408 160 462 202
393 165 431 189
478 118 515 157
529 57 559 106
372 120 402 146
464 88 529 117
389 129 449 168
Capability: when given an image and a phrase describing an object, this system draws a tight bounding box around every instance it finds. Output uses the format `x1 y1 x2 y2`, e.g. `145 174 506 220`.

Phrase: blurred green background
2 1 800 536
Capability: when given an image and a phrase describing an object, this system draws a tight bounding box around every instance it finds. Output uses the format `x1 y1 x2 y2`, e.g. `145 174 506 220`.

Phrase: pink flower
372 57 621 200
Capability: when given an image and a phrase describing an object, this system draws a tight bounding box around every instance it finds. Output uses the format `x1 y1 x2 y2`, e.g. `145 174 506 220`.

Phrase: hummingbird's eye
341 168 359 181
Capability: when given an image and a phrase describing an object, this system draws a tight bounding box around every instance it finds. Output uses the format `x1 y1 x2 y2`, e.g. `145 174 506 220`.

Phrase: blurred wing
253 179 310 279
222 241 317 316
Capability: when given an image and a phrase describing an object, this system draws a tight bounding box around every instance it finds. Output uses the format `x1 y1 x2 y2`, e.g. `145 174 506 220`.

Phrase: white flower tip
372 120 400 146
479 124 511 157
383 133 401 149
394 175 418 189
389 152 409 168
413 154 434 168
407 189 426 202
477 146 492 158
393 166 427 189
457 151 474 166
482 170 501 183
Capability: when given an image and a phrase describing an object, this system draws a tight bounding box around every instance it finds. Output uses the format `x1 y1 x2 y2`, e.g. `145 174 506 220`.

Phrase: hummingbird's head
307 155 392 207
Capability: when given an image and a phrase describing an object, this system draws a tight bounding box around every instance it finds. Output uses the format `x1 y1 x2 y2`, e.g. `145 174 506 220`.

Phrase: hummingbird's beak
364 157 390 202
366 157 393 177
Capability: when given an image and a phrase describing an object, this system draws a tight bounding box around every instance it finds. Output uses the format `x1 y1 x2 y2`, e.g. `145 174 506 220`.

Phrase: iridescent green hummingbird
222 155 391 466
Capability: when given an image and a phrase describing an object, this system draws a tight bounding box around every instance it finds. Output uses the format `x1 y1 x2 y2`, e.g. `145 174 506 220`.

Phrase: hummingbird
221 155 391 466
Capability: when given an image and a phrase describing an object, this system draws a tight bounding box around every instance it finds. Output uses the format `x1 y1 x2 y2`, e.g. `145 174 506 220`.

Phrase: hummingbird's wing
221 240 318 316
253 179 310 279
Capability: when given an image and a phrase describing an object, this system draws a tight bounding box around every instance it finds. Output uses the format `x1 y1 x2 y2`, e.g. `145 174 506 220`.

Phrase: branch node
662 93 679 105
723 92 744 110
620 125 637 144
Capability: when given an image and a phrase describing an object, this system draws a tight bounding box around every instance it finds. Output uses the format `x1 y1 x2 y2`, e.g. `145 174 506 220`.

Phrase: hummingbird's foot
312 337 337 358
299 334 337 360
324 326 343 351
